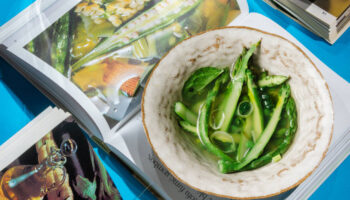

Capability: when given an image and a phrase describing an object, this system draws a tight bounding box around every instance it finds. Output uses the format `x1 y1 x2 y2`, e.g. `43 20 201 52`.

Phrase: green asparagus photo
25 0 241 124
174 41 298 173
71 0 204 72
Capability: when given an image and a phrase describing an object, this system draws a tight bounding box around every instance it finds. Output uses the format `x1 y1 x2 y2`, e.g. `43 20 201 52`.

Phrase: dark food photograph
0 118 121 200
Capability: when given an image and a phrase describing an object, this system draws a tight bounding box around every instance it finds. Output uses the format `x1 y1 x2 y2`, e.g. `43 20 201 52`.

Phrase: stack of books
265 0 350 44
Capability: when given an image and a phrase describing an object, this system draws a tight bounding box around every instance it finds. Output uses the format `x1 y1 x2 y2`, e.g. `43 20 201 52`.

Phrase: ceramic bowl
141 26 333 199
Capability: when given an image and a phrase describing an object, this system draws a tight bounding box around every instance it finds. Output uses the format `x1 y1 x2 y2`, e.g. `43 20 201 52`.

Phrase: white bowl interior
142 27 333 199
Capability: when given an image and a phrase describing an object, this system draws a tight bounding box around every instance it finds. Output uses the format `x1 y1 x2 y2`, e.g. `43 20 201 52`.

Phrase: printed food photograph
142 27 333 199
24 0 241 126
0 119 121 200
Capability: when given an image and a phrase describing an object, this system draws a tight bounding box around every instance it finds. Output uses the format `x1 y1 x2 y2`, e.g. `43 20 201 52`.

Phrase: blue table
0 0 349 199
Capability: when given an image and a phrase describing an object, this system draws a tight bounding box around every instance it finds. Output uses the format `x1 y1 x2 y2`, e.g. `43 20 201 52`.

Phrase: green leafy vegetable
182 67 224 100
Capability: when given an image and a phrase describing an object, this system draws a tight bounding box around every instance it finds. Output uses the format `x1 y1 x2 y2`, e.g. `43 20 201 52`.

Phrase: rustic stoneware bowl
141 26 333 199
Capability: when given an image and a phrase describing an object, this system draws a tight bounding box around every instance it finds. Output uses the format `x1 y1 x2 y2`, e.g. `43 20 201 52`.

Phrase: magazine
0 107 124 199
1 0 350 199
264 0 350 44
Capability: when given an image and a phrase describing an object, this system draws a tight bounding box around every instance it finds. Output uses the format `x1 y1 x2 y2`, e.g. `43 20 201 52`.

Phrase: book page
288 0 337 26
0 109 125 199
312 0 350 18
4 0 242 140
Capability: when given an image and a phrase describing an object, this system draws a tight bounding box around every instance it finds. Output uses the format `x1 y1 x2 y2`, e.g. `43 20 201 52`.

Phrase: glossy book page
19 0 241 129
0 113 123 200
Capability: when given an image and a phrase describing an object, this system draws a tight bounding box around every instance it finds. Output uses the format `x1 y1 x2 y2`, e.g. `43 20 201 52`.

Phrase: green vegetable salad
174 41 298 173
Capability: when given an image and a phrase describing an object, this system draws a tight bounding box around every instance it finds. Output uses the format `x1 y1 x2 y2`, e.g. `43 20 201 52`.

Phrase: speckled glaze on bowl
141 27 333 199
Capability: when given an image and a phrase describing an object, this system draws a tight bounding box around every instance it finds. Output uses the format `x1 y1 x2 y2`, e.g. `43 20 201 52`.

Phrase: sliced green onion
237 100 253 118
210 110 225 130
210 131 236 153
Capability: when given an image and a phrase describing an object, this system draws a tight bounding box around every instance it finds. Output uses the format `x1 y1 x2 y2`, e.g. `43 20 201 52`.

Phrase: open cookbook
1 0 350 199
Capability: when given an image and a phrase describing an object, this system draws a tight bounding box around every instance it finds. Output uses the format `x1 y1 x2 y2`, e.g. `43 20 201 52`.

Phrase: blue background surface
0 0 349 199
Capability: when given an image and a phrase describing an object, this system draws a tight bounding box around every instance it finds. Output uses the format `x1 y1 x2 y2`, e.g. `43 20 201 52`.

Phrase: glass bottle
0 139 77 200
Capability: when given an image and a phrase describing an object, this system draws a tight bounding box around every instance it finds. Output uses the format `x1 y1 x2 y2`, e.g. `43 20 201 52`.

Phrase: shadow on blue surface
0 57 52 116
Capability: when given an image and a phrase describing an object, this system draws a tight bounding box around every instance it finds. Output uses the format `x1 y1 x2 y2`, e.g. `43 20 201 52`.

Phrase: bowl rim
141 26 334 199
